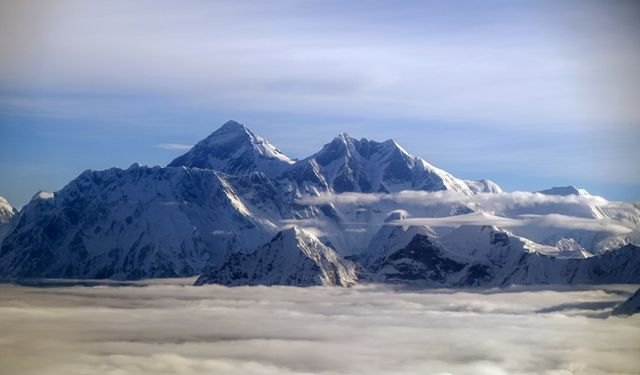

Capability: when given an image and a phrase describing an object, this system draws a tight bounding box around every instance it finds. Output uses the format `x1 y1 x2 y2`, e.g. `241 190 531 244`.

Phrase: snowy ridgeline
0 120 639 287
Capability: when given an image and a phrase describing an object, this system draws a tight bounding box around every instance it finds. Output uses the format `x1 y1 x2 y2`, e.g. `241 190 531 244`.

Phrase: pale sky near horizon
1 0 639 207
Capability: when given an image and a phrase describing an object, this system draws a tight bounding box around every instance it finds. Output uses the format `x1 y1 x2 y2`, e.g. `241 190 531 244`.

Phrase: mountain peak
168 120 293 175
336 132 354 140
280 225 304 238
329 132 357 148
385 210 409 223
219 120 247 132
0 196 17 224
195 227 357 287
295 132 496 195
31 191 55 201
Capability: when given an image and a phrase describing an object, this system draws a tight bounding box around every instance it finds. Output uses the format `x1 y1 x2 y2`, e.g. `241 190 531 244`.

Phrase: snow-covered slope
439 225 588 260
168 120 294 176
611 288 640 316
373 231 640 287
195 227 357 287
0 164 278 280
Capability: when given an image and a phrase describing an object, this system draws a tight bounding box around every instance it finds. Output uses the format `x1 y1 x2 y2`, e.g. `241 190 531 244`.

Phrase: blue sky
1 0 639 207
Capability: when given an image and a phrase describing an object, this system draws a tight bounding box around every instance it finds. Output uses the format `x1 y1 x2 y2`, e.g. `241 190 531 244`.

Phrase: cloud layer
389 212 632 235
1 281 639 375
296 190 638 236
296 190 611 210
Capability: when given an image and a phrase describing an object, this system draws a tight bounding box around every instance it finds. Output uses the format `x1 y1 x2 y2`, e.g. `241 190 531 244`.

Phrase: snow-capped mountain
0 196 18 247
0 120 638 284
168 121 501 196
168 120 294 176
282 133 500 195
437 225 589 260
0 165 278 279
195 227 357 287
0 196 17 225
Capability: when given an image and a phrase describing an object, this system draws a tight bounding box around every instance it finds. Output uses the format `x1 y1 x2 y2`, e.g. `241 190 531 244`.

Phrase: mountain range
1 120 638 287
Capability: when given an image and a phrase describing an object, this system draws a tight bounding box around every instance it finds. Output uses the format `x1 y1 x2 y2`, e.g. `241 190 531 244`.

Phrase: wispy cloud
155 143 193 151
1 1 638 128
518 214 633 234
389 212 632 235
389 212 521 228
295 190 612 211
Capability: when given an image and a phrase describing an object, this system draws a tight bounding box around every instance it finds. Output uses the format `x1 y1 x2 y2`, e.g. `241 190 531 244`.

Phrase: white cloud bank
296 190 637 235
296 190 611 210
1 282 639 375
390 211 521 228
388 212 632 235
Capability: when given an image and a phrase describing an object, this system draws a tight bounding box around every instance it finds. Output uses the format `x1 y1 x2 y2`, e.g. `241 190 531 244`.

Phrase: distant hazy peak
538 186 590 196
0 196 17 224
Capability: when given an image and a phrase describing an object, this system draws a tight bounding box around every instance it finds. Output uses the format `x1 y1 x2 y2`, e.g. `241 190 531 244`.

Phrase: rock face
611 288 640 316
195 227 357 287
374 234 467 285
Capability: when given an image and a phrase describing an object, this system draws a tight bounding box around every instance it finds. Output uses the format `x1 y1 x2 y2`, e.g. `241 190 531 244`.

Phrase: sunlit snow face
0 281 638 375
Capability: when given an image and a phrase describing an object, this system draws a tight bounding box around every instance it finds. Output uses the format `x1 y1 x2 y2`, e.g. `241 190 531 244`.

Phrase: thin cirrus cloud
0 1 638 128
0 282 638 375
155 143 193 151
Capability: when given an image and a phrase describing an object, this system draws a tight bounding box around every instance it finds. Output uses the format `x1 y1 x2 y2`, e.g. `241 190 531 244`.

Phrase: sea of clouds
1 280 639 375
